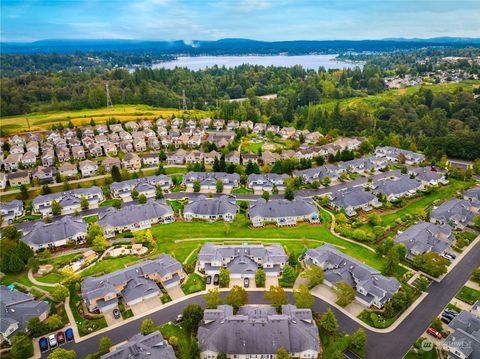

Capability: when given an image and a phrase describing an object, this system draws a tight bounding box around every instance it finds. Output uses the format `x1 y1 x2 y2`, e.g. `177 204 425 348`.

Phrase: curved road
43 241 480 359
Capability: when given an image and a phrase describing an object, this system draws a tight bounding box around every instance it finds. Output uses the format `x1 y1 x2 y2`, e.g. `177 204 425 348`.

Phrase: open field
0 104 211 135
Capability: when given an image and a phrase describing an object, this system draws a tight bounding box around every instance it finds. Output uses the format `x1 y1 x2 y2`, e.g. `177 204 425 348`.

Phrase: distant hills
2 37 480 55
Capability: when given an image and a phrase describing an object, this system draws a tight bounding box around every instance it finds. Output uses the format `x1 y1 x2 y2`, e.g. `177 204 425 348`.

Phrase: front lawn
181 273 206 295
159 323 198 358
455 286 480 305
231 187 254 194
68 285 107 336
404 339 439 359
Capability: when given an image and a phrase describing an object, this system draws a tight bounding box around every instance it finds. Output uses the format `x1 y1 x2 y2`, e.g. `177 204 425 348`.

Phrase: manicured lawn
69 285 107 336
404 339 439 359
36 273 63 284
165 167 187 175
455 286 480 305
159 323 198 358
83 215 98 224
0 271 55 293
80 255 140 277
231 187 254 194
181 273 206 295
100 199 120 208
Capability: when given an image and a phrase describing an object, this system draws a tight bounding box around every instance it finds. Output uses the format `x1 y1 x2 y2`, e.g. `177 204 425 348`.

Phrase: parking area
311 284 365 316
130 296 162 316
166 285 185 300
104 309 124 326
265 277 279 288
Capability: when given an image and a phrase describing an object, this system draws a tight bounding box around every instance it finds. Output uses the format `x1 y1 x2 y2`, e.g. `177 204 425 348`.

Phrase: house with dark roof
198 305 321 358
394 221 455 260
248 197 320 227
0 286 50 344
0 200 23 225
97 199 174 237
32 187 104 216
198 243 287 279
408 167 449 186
464 186 480 202
247 173 289 194
293 164 343 184
183 195 238 222
183 172 240 193
305 244 400 308
7 171 30 186
22 216 87 251
375 146 426 165
101 331 176 359
330 187 382 216
443 311 480 359
81 254 185 313
110 175 172 200
339 156 388 174
430 198 480 229
371 175 423 201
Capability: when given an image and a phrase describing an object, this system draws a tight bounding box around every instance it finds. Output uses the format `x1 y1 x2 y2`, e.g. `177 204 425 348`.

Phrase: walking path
27 269 56 288
182 248 198 265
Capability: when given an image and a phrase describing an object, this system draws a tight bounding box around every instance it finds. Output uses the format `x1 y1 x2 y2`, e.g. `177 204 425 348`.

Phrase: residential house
279 127 296 139
248 197 320 227
156 119 168 128
20 151 37 167
203 150 220 165
227 120 239 131
98 199 175 237
110 175 172 200
9 144 25 155
0 200 23 225
9 135 25 146
240 120 254 130
171 118 183 129
125 121 139 131
198 305 320 359
261 150 281 166
200 118 211 130
247 173 288 194
58 163 78 179
100 331 176 359
266 124 280 135
41 149 56 167
0 172 6 189
102 142 117 156
464 186 480 202
109 124 123 133
185 151 204 164
183 195 238 222
183 172 240 193
166 149 187 165
305 244 400 308
79 160 98 177
394 221 455 260
81 253 185 312
157 127 168 137
430 198 480 230
148 136 161 150
330 188 382 216
198 243 287 279
409 167 448 186
213 119 225 130
56 147 70 162
443 311 480 359
94 134 108 145
241 153 260 165
119 130 133 142
32 166 56 184
139 119 153 129
119 140 134 153
225 151 241 165
95 124 109 134
32 187 104 216
253 122 267 134
3 153 22 171
133 138 147 152
108 132 120 144
123 153 142 171
7 171 30 186
102 157 121 172
72 145 86 160
22 216 87 251
371 175 423 201
186 118 197 129
88 143 103 158
375 146 426 165
141 153 160 167
0 286 49 344
293 164 343 184
25 141 39 156
339 156 388 174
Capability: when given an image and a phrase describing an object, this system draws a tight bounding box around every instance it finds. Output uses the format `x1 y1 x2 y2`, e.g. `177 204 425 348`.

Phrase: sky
1 0 480 42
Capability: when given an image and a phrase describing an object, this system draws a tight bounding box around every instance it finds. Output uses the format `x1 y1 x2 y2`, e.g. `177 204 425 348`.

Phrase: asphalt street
41 240 480 359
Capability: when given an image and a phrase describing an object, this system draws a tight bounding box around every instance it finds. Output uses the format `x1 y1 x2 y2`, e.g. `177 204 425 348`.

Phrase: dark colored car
39 337 49 352
206 276 212 285
441 316 453 324
213 274 219 285
442 312 455 320
244 278 249 288
113 308 121 319
56 331 65 345
443 309 458 317
65 328 74 342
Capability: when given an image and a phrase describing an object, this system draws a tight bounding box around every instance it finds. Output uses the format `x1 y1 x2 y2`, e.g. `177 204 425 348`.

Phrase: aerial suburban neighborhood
0 114 479 359
1 2 480 358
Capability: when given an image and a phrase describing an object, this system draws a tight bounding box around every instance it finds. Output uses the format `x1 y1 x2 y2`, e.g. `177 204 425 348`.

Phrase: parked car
113 308 121 319
441 316 453 324
213 274 219 285
442 312 455 320
445 252 456 260
427 327 442 339
244 278 249 288
206 276 212 285
175 314 183 323
443 309 458 317
56 331 65 345
39 337 49 352
65 328 74 342
48 334 57 348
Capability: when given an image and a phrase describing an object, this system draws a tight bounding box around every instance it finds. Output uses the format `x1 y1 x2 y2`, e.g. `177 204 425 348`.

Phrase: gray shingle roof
198 305 320 355
0 285 49 338
331 188 377 209
22 216 87 248
97 199 174 229
394 221 454 258
372 175 422 196
101 331 176 359
443 311 480 359
32 187 103 206
184 195 238 216
182 172 240 186
248 197 318 219
430 198 478 227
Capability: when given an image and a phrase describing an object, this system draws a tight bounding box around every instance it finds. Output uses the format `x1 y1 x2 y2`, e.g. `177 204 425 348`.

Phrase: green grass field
0 105 211 135
455 286 480 305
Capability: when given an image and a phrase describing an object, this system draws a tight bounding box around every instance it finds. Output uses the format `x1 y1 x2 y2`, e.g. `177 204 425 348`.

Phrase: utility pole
106 83 113 108
182 89 187 110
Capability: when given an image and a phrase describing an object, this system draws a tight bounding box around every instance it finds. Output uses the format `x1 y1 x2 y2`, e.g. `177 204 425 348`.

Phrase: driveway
229 278 244 288
166 285 185 300
312 284 365 316
265 277 279 288
104 310 123 326
130 297 162 316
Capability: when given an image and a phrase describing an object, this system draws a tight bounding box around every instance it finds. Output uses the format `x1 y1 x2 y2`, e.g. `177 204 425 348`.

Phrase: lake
149 54 362 71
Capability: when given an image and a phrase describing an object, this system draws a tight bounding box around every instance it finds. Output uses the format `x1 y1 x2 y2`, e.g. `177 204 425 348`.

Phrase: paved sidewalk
28 269 56 288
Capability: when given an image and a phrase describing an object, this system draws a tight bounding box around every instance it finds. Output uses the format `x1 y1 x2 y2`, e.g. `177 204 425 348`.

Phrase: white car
48 334 57 348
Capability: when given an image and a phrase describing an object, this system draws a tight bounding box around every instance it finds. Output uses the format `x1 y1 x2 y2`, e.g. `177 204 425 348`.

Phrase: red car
427 327 442 339
56 331 65 345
